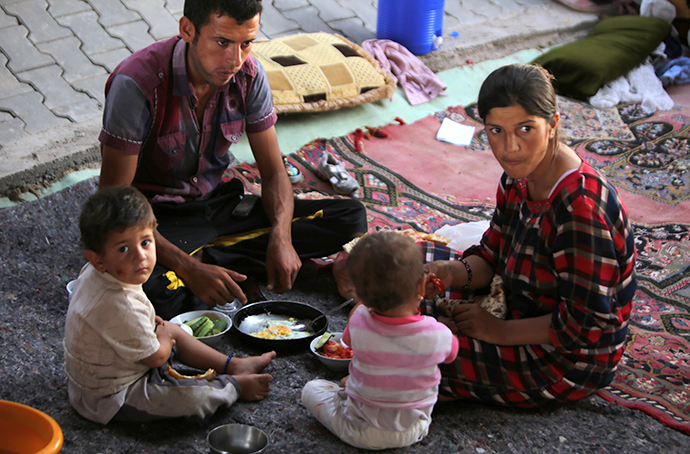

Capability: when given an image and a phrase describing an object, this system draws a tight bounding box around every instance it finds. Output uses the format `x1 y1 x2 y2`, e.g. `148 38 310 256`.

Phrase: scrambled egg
253 324 292 339
240 315 312 340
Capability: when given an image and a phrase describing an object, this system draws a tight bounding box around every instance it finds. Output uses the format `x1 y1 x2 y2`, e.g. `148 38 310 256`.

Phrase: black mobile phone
232 194 259 218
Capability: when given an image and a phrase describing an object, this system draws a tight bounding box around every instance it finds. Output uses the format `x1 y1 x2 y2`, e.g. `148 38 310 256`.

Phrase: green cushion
532 16 671 100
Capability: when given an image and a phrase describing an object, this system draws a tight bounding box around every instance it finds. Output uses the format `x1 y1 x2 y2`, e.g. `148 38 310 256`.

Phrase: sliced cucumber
314 332 333 350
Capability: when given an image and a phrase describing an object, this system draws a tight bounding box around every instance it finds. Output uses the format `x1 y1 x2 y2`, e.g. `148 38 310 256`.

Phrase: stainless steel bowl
207 424 268 454
231 300 328 351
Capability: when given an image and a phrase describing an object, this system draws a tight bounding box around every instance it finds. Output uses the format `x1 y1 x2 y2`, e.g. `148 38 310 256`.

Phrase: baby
63 186 275 424
302 231 458 450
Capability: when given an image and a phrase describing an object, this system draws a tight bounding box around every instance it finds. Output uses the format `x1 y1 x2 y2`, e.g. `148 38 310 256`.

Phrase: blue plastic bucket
376 0 445 55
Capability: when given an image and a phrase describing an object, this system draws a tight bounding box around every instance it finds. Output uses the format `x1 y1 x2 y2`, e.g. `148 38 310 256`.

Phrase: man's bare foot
228 351 276 375
236 373 273 401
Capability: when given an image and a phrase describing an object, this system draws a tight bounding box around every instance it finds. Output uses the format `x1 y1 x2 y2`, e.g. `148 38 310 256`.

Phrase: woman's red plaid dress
421 160 637 407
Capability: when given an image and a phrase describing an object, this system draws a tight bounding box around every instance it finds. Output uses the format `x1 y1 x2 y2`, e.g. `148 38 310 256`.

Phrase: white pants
301 379 430 451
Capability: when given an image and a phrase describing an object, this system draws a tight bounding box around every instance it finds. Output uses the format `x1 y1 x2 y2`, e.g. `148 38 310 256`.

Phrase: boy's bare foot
236 373 273 401
228 351 276 375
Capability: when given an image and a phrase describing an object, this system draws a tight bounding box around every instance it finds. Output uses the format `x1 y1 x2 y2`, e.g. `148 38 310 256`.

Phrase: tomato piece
341 347 354 359
323 340 343 356
431 276 445 295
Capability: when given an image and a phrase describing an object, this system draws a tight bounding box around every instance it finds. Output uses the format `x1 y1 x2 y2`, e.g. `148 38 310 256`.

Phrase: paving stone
89 47 131 73
107 20 156 53
122 0 179 41
514 0 551 7
282 6 337 35
0 53 32 99
442 14 461 32
51 98 101 122
446 2 485 26
56 11 125 55
16 64 100 122
164 0 184 19
259 2 299 38
0 91 69 133
0 111 26 144
310 0 355 22
274 0 310 11
89 0 140 27
46 0 91 17
0 7 19 28
328 17 374 45
37 36 107 83
0 25 54 72
335 0 377 34
4 0 72 44
71 72 108 106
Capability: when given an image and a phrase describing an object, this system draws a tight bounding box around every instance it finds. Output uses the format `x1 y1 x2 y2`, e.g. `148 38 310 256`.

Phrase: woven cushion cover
532 16 671 100
251 33 396 113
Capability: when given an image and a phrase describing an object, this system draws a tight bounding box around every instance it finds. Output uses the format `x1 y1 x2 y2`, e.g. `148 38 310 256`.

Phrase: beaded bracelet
459 257 472 288
222 355 232 375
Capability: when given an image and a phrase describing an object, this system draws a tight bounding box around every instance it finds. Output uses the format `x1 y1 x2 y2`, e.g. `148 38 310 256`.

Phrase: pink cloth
362 39 446 106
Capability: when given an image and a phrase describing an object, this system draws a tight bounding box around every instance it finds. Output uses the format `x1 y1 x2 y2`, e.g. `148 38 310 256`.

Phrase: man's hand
265 234 301 293
179 259 249 306
248 126 298 294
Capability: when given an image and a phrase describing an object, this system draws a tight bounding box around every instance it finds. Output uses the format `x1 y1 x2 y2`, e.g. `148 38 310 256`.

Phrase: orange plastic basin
0 400 63 454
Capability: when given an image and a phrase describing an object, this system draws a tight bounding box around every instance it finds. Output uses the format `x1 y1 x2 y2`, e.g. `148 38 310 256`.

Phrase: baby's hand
155 322 176 348
438 316 458 334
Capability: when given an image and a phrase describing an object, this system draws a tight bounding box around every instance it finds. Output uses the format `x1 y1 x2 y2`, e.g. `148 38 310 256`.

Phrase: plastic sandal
316 152 359 194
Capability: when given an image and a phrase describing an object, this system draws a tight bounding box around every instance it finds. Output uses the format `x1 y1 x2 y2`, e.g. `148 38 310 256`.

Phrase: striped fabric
420 160 636 407
343 305 457 409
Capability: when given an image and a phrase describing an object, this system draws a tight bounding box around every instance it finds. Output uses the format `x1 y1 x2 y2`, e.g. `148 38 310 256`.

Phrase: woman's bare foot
228 351 276 375
236 373 273 401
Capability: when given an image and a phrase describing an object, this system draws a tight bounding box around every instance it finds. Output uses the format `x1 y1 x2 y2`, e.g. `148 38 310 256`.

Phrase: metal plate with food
232 301 328 351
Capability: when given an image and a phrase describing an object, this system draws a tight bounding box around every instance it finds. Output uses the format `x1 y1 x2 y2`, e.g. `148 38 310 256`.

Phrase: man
97 0 367 320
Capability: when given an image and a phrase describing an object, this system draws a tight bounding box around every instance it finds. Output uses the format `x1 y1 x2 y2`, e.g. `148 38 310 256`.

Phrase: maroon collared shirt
99 36 277 202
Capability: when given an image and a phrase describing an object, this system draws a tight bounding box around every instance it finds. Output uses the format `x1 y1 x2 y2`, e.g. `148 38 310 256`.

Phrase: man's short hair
79 186 156 254
184 0 263 33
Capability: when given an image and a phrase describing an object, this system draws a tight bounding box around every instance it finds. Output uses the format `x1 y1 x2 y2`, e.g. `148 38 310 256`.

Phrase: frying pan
231 300 328 351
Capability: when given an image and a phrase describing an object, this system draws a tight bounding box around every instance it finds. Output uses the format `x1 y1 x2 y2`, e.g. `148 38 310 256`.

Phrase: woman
422 63 637 407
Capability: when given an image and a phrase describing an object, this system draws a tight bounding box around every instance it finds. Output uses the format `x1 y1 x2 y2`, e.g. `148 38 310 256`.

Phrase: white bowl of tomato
309 332 353 372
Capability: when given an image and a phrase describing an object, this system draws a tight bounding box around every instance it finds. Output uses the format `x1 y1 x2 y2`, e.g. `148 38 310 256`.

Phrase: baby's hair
346 231 424 312
79 186 156 254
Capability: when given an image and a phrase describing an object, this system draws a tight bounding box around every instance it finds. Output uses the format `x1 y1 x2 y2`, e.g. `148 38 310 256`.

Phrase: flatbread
165 364 217 381
436 274 507 320
342 229 450 253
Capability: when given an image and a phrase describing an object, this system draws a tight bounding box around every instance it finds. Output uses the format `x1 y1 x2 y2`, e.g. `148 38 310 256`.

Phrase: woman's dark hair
79 186 156 254
477 63 558 126
347 231 424 313
184 0 263 34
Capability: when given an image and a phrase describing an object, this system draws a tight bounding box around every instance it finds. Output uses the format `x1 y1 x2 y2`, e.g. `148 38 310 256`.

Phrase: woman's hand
452 303 504 344
423 260 454 299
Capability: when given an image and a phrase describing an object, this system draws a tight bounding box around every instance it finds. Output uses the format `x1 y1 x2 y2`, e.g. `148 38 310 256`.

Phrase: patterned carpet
223 99 690 435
